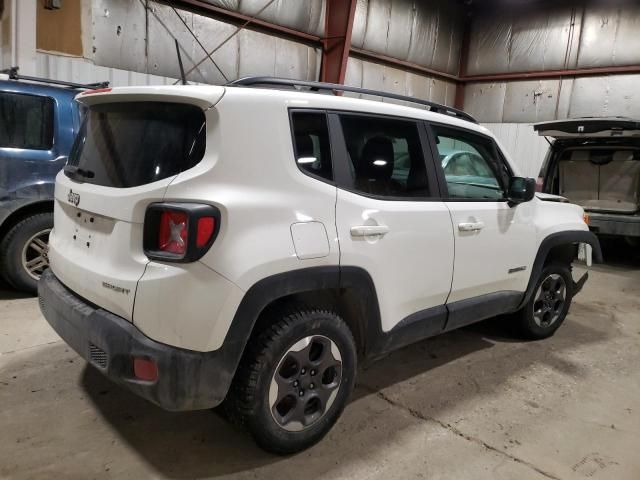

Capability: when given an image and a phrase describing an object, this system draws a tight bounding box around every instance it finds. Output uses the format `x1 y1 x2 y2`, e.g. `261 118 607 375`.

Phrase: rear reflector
196 217 215 247
133 357 158 382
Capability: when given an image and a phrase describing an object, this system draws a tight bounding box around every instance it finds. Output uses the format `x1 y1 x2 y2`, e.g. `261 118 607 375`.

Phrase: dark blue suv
0 69 107 292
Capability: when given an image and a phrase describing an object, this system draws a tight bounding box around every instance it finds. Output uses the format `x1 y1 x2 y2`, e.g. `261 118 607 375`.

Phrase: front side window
433 126 508 200
339 114 430 198
0 92 54 150
291 111 333 182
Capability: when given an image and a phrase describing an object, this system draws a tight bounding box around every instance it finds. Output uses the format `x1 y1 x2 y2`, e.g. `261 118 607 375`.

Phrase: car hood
536 192 569 203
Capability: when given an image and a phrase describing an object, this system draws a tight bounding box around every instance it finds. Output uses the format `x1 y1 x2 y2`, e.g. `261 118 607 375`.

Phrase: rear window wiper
64 165 95 180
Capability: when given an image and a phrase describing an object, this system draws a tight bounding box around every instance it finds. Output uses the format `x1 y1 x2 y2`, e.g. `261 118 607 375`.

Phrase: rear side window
291 111 333 182
67 102 206 188
338 114 430 198
0 92 54 150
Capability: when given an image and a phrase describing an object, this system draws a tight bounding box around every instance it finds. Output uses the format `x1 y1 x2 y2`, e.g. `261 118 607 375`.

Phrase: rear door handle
458 222 485 232
350 225 390 237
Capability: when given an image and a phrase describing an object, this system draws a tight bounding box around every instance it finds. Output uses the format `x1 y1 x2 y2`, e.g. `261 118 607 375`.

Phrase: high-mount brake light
82 87 112 95
143 203 220 263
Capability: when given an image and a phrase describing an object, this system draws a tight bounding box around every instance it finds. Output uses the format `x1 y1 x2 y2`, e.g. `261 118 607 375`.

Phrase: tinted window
67 102 206 188
291 112 332 181
433 126 509 200
0 92 54 150
339 115 430 198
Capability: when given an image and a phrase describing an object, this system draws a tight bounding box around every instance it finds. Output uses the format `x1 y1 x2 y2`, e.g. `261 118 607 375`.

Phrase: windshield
67 102 206 188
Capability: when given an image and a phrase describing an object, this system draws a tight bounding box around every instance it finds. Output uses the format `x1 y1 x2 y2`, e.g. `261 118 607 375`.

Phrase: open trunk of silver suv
536 118 640 240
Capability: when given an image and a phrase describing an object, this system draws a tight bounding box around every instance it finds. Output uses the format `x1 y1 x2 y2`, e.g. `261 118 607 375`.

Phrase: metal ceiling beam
461 65 640 82
350 47 460 82
454 16 472 109
320 0 357 84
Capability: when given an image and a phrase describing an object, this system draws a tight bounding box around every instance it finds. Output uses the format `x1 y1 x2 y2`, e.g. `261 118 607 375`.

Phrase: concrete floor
1 242 640 479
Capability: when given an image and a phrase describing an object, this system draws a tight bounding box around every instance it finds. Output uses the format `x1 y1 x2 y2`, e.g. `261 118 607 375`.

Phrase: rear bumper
38 269 235 411
588 212 640 237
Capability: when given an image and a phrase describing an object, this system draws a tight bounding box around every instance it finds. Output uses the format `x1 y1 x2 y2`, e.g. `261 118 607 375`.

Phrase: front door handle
350 225 390 237
458 221 485 232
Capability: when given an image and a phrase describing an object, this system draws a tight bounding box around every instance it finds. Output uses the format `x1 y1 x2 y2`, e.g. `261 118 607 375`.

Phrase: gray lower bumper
38 269 235 411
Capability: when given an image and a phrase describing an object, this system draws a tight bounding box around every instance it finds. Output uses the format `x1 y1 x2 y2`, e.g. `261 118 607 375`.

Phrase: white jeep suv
39 77 602 454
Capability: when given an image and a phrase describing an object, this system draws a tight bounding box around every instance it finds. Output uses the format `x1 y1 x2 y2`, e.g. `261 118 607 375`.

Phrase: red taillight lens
196 217 215 247
144 203 219 262
133 357 158 382
158 210 188 254
535 176 544 192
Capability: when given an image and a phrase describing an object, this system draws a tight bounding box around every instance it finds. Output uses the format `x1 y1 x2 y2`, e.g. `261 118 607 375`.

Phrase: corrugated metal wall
200 0 325 36
91 0 321 83
464 3 640 123
50 0 459 106
36 52 178 87
344 56 456 106
483 123 549 178
351 0 463 76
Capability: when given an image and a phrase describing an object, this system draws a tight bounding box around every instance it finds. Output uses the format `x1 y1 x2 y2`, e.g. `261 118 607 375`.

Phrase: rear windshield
67 102 206 187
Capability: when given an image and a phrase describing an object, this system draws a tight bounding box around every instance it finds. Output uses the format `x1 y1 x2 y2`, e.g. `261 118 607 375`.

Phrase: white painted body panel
336 189 454 332
49 173 175 321
50 84 589 353
445 200 536 302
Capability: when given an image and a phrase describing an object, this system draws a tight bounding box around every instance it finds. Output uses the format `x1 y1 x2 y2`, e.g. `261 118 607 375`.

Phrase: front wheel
516 262 573 340
226 308 357 454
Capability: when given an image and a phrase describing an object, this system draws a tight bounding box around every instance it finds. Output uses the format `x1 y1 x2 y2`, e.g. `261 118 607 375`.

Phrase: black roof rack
1 67 109 90
228 76 477 124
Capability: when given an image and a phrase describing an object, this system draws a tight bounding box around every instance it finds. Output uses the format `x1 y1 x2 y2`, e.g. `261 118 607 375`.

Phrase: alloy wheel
21 229 51 281
532 273 566 327
268 335 342 432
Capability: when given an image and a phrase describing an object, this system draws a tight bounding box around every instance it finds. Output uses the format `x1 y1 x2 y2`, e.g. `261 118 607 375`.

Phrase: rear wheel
516 262 573 339
0 213 52 293
226 308 356 454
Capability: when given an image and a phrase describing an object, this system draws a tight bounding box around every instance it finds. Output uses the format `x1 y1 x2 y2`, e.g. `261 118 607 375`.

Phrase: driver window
433 126 508 200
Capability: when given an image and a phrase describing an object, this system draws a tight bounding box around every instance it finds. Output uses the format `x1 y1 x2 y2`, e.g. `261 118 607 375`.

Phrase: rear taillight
144 203 220 262
158 211 188 254
535 176 544 192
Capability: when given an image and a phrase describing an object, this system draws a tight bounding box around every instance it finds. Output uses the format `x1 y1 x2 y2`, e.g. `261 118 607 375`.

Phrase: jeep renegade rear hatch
48 87 222 322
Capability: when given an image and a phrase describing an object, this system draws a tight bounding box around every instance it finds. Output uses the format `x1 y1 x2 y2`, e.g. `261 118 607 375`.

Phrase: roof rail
228 76 477 124
1 67 109 90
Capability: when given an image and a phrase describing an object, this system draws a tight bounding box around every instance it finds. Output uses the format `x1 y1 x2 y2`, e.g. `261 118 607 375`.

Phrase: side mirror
508 177 536 205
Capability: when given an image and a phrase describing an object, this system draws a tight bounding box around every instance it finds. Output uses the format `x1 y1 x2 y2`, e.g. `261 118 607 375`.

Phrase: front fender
519 230 602 309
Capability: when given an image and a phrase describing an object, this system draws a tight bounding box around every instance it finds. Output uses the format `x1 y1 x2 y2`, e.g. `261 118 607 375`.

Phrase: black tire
0 213 52 294
225 307 356 455
515 262 573 340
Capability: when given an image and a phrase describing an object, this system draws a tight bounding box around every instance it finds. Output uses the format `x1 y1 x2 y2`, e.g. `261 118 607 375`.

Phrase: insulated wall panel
467 3 640 75
482 123 549 178
344 57 456 107
36 52 177 87
91 0 320 84
352 0 463 75
466 74 640 124
201 0 325 36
